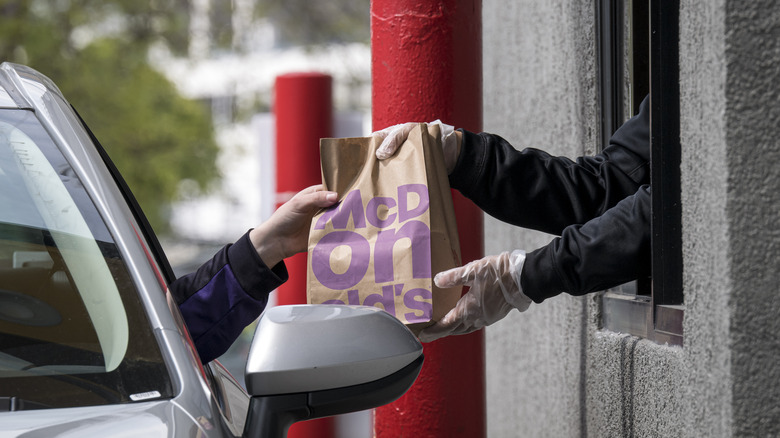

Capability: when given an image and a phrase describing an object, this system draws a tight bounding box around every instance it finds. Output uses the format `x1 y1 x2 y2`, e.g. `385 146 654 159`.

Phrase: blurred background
0 0 371 421
1 0 370 237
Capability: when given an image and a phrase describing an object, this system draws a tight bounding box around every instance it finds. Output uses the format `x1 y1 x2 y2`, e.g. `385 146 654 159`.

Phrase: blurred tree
0 0 371 232
0 0 219 234
63 39 220 234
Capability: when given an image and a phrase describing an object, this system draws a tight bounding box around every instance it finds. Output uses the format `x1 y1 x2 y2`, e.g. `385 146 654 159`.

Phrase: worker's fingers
375 123 418 160
434 265 470 288
418 292 481 342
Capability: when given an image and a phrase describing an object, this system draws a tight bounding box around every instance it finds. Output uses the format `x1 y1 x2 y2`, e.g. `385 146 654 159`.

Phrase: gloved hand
373 120 461 174
418 250 532 343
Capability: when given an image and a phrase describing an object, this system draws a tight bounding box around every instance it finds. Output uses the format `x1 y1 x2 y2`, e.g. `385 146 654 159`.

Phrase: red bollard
273 72 336 438
371 1 486 437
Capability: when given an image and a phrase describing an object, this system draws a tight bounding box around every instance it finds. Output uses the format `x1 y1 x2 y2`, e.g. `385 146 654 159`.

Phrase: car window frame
72 108 177 287
0 107 175 409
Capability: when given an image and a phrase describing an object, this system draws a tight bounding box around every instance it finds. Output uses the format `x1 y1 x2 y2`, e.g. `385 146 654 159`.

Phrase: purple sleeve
169 230 288 363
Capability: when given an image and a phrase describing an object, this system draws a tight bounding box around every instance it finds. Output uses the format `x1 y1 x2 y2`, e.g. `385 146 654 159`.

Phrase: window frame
599 0 684 346
595 0 624 148
0 108 174 408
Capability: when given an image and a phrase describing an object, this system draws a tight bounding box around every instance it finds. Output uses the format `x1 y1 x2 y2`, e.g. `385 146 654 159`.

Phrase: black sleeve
520 185 652 303
447 96 651 302
449 96 650 236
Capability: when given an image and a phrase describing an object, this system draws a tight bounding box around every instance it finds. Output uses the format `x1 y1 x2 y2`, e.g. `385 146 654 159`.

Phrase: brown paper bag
306 123 462 334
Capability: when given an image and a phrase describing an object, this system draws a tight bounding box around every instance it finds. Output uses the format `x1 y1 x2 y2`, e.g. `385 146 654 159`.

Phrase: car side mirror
242 305 423 438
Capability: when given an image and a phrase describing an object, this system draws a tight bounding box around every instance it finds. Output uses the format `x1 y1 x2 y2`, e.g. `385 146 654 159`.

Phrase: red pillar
371 1 486 437
274 72 336 438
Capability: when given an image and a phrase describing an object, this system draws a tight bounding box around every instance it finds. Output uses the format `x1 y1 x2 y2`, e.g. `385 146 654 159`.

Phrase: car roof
0 63 64 110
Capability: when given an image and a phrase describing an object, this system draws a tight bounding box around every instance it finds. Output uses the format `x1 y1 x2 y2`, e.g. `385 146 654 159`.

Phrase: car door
70 72 253 437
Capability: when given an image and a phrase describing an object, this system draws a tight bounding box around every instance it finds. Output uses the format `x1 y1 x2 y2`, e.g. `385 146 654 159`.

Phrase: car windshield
0 109 172 410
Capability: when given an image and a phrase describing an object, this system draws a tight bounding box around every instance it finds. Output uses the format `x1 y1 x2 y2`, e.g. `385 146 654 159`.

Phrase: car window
0 109 173 410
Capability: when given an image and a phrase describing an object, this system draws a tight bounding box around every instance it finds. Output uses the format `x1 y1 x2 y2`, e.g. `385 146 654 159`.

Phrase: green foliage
62 39 220 234
0 0 219 234
0 0 371 233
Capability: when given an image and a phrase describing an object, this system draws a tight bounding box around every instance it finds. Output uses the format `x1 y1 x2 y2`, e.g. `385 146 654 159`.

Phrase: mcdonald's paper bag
307 123 462 334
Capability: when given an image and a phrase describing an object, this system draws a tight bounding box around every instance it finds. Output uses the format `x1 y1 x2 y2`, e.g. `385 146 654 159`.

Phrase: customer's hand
419 250 532 343
249 185 338 267
373 120 461 174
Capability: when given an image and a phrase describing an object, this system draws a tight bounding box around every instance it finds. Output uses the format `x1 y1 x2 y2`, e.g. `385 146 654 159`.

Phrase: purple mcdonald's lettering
398 184 429 222
363 284 396 316
373 220 431 283
315 190 366 230
366 197 397 228
403 288 433 323
315 184 428 230
311 231 370 289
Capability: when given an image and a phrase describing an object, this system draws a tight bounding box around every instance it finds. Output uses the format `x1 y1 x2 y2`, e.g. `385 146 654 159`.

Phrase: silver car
0 63 423 437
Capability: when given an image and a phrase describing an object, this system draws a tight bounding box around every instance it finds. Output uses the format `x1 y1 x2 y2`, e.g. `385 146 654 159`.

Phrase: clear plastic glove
418 250 532 343
373 120 461 174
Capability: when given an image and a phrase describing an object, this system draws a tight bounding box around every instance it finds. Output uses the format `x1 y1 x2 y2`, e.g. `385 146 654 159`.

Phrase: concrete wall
482 0 780 436
715 0 780 434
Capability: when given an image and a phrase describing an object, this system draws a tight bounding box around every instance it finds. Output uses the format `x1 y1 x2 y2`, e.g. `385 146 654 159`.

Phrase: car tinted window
0 109 173 410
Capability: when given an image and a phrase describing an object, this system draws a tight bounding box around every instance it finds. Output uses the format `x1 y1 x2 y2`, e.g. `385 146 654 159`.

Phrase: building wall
714 0 780 435
482 1 606 435
482 0 780 436
677 1 733 435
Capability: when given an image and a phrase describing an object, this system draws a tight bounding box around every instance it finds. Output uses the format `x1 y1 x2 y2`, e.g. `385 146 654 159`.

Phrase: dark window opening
599 0 683 346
